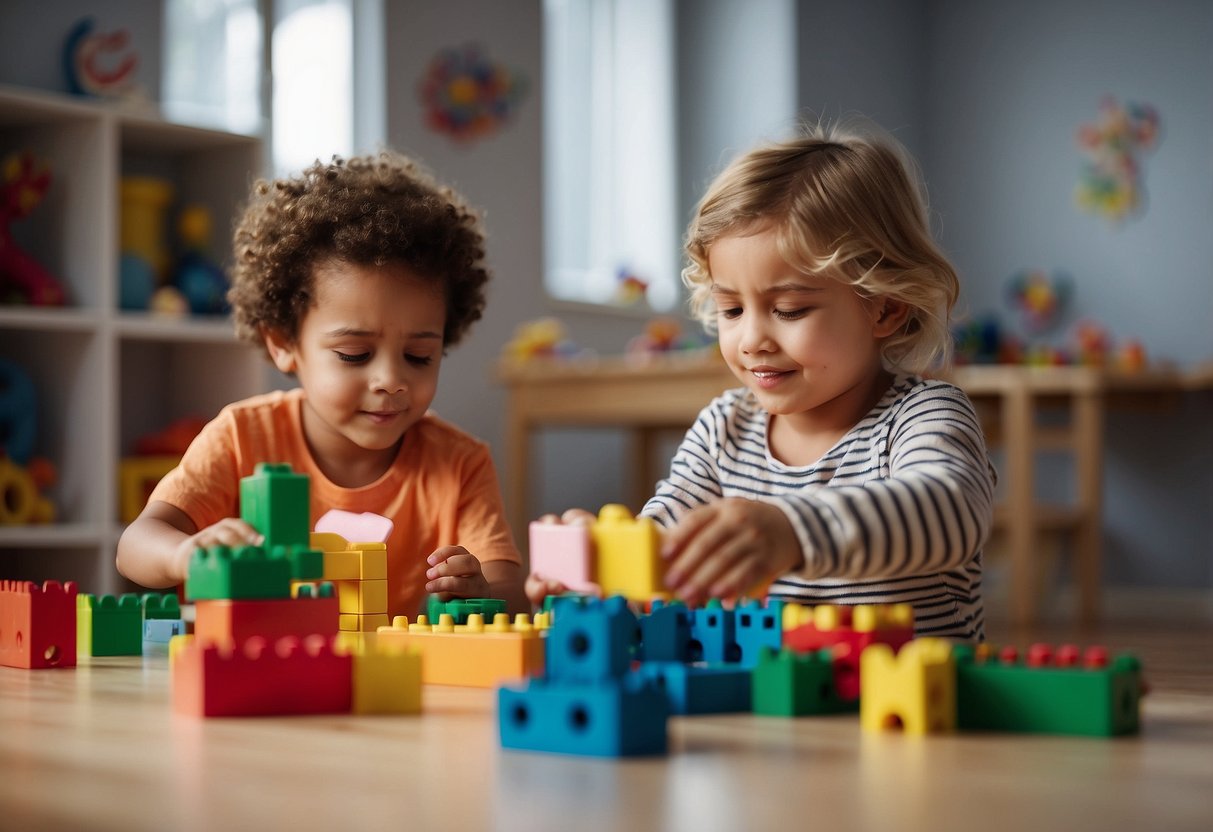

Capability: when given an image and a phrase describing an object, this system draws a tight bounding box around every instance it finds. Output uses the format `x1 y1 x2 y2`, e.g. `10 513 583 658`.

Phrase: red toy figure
0 152 69 306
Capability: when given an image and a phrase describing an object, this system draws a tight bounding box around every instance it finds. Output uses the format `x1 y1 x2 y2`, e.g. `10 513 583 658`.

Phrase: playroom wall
1 0 1209 593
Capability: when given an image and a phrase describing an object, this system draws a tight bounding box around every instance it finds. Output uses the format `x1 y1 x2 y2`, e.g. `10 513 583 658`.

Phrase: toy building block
141 592 181 620
272 543 324 581
861 638 956 735
733 598 784 667
239 462 309 552
783 603 915 699
315 509 393 544
144 620 186 650
351 641 422 715
172 634 353 717
193 585 339 649
751 647 854 717
528 516 597 593
690 601 741 663
339 613 390 632
312 541 388 581
592 504 669 602
544 595 638 683
426 595 506 626
636 661 752 714
637 599 693 662
0 579 77 668
186 544 292 601
118 455 179 524
499 674 669 756
77 594 143 656
376 612 547 687
953 643 1143 737
334 578 388 615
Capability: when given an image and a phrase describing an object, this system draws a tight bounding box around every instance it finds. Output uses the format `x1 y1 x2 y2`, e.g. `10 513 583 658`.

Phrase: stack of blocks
172 462 421 717
859 639 1144 737
0 579 77 668
529 505 668 602
498 596 669 756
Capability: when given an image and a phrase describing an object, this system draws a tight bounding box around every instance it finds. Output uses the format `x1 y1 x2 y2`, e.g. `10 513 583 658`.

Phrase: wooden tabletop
2 627 1211 832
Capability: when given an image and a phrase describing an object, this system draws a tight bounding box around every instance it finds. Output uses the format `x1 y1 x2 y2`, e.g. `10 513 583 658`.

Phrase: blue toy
635 662 752 715
0 359 37 464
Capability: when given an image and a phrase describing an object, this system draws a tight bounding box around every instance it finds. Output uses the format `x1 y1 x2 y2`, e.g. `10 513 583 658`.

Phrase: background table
498 355 1213 626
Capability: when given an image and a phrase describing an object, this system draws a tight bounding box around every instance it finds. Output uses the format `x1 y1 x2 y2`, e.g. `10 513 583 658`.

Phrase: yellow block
118 456 180 524
340 613 390 632
334 579 388 615
351 643 422 715
322 547 388 581
375 613 545 687
591 504 668 602
860 638 956 735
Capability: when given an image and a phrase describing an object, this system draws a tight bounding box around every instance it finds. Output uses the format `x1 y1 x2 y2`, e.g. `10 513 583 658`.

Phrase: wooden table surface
3 623 1211 832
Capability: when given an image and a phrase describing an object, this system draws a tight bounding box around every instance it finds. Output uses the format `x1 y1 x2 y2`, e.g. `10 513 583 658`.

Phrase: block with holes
0 579 77 669
861 638 957 735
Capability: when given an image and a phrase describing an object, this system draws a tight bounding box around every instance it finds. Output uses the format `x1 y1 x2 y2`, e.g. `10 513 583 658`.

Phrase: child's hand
170 518 265 583
662 498 803 606
523 573 602 607
426 545 491 600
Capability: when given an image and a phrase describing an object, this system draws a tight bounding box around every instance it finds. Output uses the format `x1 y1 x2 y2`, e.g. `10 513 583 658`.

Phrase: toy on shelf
174 205 230 316
501 317 582 363
119 175 174 311
0 359 57 525
118 416 206 524
62 17 142 102
613 267 649 306
1006 269 1072 334
625 316 716 358
1 152 69 306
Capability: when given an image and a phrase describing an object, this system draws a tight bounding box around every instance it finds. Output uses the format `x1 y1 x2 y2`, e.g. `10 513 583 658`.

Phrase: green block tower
240 463 322 580
187 545 292 601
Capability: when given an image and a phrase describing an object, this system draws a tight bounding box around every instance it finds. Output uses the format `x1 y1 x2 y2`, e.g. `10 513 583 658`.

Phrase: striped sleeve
776 383 995 581
641 404 726 526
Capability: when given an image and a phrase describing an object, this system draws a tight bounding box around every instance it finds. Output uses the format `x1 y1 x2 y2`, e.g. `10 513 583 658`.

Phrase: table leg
1003 385 1037 627
1073 389 1104 624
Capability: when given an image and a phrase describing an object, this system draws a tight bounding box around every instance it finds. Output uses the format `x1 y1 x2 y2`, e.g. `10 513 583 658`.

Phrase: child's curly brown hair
228 150 489 354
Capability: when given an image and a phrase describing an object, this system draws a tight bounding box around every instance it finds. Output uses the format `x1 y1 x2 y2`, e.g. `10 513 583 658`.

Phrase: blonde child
529 121 995 639
118 151 528 617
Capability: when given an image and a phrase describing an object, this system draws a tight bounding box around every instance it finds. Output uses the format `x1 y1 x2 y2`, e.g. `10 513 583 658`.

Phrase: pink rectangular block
528 521 597 592
314 510 394 544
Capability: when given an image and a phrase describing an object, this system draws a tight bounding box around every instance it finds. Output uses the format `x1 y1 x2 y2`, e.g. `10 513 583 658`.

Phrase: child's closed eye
336 351 370 363
774 307 810 320
406 354 433 367
718 307 743 320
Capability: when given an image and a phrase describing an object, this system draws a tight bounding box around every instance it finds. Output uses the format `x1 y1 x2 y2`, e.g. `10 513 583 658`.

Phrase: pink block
528 521 596 592
315 510 394 544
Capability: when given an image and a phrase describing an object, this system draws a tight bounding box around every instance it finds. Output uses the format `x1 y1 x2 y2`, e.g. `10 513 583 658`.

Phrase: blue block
545 596 639 683
734 599 783 667
638 600 693 662
690 602 740 663
143 618 187 643
498 675 668 756
636 662 753 714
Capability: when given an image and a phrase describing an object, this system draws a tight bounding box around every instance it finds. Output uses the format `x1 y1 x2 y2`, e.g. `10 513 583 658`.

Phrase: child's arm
425 546 529 614
116 500 264 588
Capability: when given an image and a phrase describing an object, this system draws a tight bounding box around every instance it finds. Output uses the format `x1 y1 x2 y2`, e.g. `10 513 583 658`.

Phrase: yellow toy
0 456 56 525
309 532 390 634
376 611 549 688
501 317 573 362
860 638 957 735
350 641 422 715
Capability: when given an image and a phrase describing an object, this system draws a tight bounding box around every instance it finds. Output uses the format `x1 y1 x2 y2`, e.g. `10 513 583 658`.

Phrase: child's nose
371 357 408 394
739 317 774 354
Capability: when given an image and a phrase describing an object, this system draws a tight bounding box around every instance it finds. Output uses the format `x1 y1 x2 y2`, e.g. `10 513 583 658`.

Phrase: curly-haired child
529 121 996 639
118 151 528 616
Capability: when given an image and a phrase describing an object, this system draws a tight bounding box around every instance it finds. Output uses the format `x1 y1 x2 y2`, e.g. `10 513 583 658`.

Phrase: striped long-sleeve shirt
641 374 996 640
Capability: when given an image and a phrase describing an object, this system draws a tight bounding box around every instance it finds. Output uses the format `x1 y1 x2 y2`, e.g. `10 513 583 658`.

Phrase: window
543 0 679 312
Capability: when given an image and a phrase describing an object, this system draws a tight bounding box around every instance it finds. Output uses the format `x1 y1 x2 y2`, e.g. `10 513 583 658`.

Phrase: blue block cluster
499 596 669 757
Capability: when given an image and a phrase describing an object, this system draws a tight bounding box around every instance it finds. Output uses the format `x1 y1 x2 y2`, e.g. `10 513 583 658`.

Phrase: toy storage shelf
0 84 266 594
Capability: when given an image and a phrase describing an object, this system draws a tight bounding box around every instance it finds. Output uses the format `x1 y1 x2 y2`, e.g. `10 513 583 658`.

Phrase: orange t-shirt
149 388 521 618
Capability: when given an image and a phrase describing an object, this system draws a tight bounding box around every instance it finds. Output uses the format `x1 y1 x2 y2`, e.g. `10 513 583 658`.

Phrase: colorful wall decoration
1074 96 1161 225
417 44 527 144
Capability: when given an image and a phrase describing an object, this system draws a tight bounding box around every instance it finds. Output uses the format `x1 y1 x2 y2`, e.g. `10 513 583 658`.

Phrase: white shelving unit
0 84 267 594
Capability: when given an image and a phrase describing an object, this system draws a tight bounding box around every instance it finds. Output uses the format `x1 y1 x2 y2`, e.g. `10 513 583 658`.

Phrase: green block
426 595 507 625
141 592 181 620
186 544 292 601
77 594 143 656
240 462 310 553
751 648 856 717
294 581 335 599
954 645 1143 737
273 544 324 581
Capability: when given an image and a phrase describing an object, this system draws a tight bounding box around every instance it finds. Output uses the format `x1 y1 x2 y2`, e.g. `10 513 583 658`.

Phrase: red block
784 618 913 701
193 595 339 649
172 634 353 717
0 580 77 669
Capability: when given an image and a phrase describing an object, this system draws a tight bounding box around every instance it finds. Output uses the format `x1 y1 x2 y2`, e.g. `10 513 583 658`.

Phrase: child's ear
262 327 297 374
872 299 911 338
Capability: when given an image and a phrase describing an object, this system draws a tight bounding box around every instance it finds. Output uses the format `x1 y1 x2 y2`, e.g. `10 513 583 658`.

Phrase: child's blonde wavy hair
683 119 958 373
